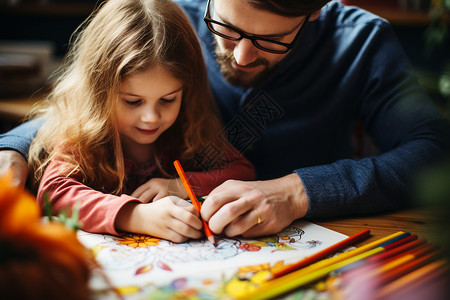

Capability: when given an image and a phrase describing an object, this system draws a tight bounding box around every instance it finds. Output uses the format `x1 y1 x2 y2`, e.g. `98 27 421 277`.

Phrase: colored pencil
308 231 407 273
377 259 449 298
332 232 413 274
270 228 370 279
377 249 441 284
235 231 406 299
335 237 425 283
173 160 215 245
361 244 439 279
328 235 423 290
341 243 440 288
365 235 423 264
312 231 410 276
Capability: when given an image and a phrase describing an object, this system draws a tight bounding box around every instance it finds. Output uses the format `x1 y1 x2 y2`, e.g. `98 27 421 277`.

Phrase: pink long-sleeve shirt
37 146 255 235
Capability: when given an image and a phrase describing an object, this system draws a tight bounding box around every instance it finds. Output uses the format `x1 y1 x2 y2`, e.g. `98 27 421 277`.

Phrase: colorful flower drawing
113 234 160 248
75 220 346 299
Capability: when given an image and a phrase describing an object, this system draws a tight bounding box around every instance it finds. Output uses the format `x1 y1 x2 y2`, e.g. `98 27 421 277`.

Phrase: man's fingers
201 181 246 220
0 150 28 188
207 197 253 234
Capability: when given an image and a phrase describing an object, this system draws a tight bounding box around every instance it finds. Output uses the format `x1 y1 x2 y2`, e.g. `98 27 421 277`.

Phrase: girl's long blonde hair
28 0 224 194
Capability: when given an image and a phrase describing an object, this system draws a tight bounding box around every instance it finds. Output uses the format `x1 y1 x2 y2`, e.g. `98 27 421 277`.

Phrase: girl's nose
141 105 160 123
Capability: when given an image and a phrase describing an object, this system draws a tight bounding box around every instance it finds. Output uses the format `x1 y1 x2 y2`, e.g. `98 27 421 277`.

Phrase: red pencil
173 160 215 245
269 228 370 279
378 250 441 284
337 236 425 281
365 235 423 264
381 242 439 264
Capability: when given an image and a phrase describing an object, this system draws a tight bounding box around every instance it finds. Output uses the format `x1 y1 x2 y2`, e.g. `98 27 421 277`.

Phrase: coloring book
78 220 347 299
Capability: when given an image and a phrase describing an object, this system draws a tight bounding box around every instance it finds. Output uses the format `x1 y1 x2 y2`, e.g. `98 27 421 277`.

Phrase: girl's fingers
140 190 159 203
172 205 203 230
168 218 203 241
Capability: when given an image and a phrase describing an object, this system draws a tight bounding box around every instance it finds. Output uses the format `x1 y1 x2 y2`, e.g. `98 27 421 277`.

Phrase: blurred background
0 0 96 131
0 0 449 132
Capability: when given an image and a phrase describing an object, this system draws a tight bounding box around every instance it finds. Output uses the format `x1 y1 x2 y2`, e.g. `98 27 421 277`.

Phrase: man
1 0 449 238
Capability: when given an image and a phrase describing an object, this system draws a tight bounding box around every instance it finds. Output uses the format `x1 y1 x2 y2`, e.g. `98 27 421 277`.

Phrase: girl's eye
160 97 176 103
124 99 141 106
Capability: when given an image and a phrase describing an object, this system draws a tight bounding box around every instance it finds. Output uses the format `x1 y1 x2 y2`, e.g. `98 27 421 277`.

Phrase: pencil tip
208 235 216 246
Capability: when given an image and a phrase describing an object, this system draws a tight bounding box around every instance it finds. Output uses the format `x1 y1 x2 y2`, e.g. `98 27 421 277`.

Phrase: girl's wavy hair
28 0 223 194
247 0 331 17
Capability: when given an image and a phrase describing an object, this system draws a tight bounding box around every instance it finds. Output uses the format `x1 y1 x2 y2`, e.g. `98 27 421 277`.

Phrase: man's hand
0 150 28 188
201 173 309 238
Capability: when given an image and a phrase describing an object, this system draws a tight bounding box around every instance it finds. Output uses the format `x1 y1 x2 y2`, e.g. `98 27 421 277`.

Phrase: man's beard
214 43 277 89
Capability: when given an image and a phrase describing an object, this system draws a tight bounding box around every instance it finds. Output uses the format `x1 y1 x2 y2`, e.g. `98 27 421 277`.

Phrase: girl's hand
115 196 203 243
131 178 187 203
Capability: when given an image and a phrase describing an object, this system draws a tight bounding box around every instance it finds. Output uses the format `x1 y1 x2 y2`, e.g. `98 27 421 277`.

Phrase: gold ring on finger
254 209 262 225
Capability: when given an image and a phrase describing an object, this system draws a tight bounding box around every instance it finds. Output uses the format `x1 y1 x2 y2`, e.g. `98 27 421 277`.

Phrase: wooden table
0 93 43 131
314 206 446 247
0 93 43 119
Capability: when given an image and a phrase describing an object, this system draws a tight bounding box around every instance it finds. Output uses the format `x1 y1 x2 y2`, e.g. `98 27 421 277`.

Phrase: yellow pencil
270 229 370 279
235 231 405 299
296 231 405 274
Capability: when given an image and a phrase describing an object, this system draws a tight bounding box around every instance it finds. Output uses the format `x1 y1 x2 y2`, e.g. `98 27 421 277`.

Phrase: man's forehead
214 0 275 16
213 0 304 34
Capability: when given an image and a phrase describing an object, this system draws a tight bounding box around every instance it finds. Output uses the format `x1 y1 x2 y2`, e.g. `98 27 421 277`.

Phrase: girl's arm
38 160 202 242
131 143 255 202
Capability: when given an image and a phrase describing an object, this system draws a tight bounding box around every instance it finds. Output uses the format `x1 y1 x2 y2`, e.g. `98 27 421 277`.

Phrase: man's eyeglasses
203 0 310 54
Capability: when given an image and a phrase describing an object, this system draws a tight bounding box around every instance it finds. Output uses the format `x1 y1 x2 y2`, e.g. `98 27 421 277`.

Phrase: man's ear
309 9 321 21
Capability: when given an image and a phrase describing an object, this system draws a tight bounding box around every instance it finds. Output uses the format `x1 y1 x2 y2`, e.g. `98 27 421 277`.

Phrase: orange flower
0 173 96 300
0 173 40 235
114 234 161 248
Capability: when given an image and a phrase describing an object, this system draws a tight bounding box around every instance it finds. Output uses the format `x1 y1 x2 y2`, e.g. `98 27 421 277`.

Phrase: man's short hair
247 0 331 17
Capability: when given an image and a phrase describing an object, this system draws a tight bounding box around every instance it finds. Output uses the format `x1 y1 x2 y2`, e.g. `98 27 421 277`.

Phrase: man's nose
233 38 259 67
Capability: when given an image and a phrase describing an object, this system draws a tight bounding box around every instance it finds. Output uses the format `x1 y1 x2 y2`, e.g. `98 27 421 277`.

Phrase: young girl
27 0 255 243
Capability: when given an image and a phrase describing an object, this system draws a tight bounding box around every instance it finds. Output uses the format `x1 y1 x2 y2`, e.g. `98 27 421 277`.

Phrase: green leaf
42 191 82 231
43 192 53 222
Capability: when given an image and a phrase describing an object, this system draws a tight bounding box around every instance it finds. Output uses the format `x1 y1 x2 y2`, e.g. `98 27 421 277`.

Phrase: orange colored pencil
342 243 440 287
378 250 441 284
173 160 215 245
270 228 370 279
377 259 449 298
331 232 414 275
335 237 425 284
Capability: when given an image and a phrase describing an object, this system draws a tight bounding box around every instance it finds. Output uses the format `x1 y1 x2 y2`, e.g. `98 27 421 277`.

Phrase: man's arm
298 21 450 219
0 119 43 188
